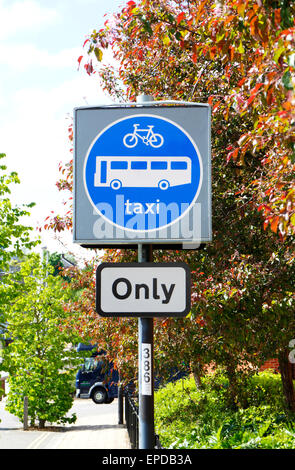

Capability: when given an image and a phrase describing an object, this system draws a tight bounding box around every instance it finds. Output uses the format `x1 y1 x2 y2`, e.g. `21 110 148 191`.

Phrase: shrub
154 370 295 449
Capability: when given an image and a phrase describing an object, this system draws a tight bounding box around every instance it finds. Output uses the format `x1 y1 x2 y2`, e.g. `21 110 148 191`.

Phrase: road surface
0 397 130 449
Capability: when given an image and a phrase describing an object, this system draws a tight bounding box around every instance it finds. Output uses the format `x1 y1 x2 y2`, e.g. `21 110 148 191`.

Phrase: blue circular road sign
84 114 203 232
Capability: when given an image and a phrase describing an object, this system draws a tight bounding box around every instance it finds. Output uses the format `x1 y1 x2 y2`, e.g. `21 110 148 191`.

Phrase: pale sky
0 0 123 259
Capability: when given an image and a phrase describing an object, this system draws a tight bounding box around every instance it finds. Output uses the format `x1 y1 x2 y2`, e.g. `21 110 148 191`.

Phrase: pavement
0 397 131 450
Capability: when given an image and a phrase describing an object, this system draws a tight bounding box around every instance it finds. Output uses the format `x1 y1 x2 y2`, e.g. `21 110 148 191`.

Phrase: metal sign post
134 100 153 449
138 243 154 449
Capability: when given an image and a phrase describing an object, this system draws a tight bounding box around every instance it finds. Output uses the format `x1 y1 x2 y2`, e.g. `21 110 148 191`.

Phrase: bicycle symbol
123 124 164 148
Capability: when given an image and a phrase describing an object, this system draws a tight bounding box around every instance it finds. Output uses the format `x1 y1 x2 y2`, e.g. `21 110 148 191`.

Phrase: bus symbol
94 156 191 190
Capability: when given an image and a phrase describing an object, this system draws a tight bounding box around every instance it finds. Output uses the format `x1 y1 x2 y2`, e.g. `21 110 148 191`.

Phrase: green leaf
282 71 293 90
273 46 285 64
163 35 171 46
238 42 245 54
94 47 103 62
142 20 153 35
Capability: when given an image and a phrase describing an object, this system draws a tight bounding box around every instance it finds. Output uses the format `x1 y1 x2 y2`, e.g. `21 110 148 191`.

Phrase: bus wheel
158 180 170 190
91 387 107 404
110 179 122 190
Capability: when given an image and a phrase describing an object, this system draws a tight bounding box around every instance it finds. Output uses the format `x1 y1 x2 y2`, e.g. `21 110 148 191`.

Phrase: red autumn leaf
279 27 295 38
208 96 214 105
227 148 239 163
84 60 93 75
250 15 258 36
274 8 281 27
277 110 288 118
229 45 235 61
247 94 256 106
270 216 279 233
213 101 221 111
238 77 246 86
192 53 197 63
251 83 263 94
232 148 239 160
263 205 272 213
282 101 292 111
177 12 185 24
209 46 217 60
77 55 83 70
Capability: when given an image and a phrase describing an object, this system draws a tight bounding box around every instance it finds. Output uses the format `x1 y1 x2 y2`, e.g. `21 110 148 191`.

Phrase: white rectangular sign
141 343 152 396
96 262 191 318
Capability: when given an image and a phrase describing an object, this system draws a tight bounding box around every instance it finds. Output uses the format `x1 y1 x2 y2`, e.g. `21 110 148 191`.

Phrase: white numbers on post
141 343 152 396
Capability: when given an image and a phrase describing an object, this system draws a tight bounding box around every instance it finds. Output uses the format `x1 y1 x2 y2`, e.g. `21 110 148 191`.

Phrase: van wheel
105 397 114 404
91 388 107 404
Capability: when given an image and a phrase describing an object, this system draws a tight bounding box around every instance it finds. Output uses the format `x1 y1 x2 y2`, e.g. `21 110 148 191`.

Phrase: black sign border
96 262 191 318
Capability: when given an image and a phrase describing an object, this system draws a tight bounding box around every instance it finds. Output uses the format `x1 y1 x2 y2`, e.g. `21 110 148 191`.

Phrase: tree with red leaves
47 0 295 410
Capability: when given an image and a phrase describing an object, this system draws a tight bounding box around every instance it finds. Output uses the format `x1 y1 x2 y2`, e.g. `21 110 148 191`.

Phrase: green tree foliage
0 152 39 334
47 251 76 280
48 252 64 276
0 153 37 271
2 254 83 428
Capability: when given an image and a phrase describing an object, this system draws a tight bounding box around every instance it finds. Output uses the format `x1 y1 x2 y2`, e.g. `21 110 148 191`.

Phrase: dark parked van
75 344 118 404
